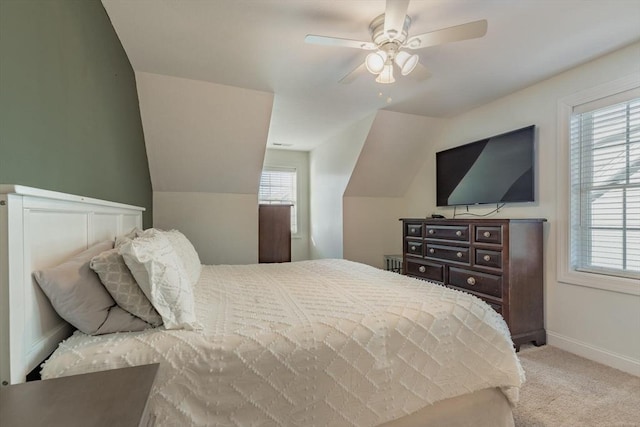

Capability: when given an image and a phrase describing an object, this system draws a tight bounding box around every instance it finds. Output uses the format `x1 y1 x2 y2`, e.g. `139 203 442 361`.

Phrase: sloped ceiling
345 110 444 197
136 72 273 193
102 0 640 151
104 1 640 198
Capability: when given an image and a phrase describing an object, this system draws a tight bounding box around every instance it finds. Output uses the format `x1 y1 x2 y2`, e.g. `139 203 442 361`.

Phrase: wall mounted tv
436 125 535 207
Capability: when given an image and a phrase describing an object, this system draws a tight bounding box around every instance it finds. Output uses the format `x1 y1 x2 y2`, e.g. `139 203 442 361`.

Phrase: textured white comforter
41 259 525 427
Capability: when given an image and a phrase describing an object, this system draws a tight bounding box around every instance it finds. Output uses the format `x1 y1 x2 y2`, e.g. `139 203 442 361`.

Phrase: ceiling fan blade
404 19 488 50
339 62 367 84
409 62 431 81
384 0 410 40
305 34 376 50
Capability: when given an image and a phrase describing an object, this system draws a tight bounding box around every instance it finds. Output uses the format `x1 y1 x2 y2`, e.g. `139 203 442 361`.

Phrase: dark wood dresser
401 218 546 350
259 204 292 263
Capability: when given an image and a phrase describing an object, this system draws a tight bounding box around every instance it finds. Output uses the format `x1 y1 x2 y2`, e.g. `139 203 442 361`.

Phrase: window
569 95 639 280
259 167 297 234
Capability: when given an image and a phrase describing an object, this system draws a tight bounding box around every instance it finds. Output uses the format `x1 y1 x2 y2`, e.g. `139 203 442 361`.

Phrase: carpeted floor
514 345 640 427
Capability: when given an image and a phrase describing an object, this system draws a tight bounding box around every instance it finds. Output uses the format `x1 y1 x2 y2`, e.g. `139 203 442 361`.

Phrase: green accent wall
0 0 152 227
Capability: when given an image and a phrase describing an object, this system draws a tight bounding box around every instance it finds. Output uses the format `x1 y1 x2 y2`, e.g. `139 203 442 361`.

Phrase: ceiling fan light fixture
305 1 488 85
375 63 395 84
365 51 387 74
395 51 419 76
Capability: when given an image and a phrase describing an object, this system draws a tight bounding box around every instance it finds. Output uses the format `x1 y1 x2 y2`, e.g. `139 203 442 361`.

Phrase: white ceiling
102 0 640 151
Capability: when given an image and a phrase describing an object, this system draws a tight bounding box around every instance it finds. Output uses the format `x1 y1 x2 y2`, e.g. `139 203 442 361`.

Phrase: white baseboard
547 331 640 376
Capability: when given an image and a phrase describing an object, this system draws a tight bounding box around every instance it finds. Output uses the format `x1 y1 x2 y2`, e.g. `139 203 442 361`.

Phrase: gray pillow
34 241 150 335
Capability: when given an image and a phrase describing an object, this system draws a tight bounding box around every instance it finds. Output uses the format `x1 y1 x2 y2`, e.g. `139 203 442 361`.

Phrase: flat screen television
436 125 535 207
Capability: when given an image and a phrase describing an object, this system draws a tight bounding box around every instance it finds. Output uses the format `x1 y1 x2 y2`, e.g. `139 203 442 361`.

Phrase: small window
570 96 640 280
259 167 297 234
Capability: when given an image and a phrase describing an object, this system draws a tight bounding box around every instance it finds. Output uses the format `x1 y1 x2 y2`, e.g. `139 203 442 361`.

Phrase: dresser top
400 217 547 223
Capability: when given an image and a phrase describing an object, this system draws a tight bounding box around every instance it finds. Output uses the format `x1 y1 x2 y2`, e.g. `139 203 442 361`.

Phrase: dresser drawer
426 244 469 264
475 248 503 269
475 226 502 244
405 240 423 256
406 259 443 282
449 267 502 298
425 225 470 242
405 223 423 238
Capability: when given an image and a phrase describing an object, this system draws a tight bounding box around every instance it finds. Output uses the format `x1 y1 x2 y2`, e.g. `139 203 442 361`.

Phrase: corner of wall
309 114 376 260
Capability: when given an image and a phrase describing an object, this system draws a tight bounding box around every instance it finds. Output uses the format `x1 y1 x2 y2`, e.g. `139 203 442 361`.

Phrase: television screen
436 125 535 206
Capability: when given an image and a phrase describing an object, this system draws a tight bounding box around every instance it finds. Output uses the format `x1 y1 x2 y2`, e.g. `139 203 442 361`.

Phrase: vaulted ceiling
103 0 640 151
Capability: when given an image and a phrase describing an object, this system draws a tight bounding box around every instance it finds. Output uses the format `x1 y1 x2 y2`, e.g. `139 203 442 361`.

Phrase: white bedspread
41 259 524 427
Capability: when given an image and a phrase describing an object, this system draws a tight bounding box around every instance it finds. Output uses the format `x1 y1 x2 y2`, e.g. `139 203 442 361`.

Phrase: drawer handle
411 245 416 251
456 251 463 258
483 231 491 238
429 248 435 254
428 229 435 235
484 255 491 262
456 230 462 236
467 277 476 286
419 266 426 273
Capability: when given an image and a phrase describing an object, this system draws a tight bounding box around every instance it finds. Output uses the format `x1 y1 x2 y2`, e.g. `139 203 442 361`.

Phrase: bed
0 185 524 427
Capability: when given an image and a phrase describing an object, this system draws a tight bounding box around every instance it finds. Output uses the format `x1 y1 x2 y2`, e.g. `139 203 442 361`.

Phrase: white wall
154 192 258 265
403 42 640 374
309 114 375 260
342 110 444 269
136 72 273 193
263 149 310 261
136 72 273 266
343 197 405 269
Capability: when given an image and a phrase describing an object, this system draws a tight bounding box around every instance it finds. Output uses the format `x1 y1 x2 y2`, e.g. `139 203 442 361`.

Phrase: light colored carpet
514 345 640 427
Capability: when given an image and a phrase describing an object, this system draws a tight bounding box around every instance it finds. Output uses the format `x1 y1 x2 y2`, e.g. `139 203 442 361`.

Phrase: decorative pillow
120 230 200 330
162 229 202 286
90 248 163 327
33 241 150 335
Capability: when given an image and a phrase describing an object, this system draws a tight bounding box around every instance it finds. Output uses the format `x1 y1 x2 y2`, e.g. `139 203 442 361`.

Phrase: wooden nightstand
0 364 158 427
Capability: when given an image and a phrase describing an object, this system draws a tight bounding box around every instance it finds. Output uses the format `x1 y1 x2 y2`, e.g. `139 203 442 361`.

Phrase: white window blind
259 167 297 234
570 95 640 280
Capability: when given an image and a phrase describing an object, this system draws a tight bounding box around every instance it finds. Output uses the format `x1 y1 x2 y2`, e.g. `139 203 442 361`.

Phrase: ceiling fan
304 0 487 84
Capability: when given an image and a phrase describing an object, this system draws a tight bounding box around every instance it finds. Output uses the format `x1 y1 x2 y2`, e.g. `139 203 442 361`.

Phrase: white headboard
0 185 144 385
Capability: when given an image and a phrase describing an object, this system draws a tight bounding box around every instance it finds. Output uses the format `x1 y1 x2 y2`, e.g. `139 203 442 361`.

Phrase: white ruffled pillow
119 229 200 330
114 227 143 248
161 229 201 286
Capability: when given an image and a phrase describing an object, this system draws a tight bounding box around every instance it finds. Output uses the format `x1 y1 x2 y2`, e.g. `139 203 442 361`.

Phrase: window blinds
259 168 298 234
570 94 640 279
